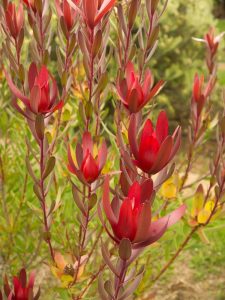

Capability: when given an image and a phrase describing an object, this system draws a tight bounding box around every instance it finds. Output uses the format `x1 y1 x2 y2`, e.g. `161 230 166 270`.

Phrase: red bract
204 28 224 57
22 0 36 12
4 2 24 39
81 0 116 29
128 111 181 174
55 0 79 32
192 73 216 116
5 63 63 118
68 132 107 184
2 268 40 300
101 176 186 248
117 62 164 113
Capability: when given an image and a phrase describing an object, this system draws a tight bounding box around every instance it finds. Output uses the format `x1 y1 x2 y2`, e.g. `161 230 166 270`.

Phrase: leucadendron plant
0 0 225 299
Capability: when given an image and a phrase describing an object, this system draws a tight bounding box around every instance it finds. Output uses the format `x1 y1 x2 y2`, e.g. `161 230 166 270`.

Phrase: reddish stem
124 27 131 69
75 263 106 300
152 227 198 284
139 13 154 79
113 260 127 300
40 139 55 261
72 185 91 286
204 138 225 203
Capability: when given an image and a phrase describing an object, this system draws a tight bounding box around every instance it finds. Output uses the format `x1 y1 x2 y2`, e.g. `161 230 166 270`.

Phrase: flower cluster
5 63 63 119
128 111 181 174
68 132 107 184
117 62 164 113
101 177 185 248
55 0 79 34
82 0 116 29
192 73 216 117
0 269 40 300
3 2 24 40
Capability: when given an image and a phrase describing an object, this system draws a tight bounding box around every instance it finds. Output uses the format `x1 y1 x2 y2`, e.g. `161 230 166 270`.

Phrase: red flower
81 0 116 29
192 74 216 117
117 62 164 113
204 28 222 57
101 176 186 248
5 63 63 118
4 2 24 39
128 111 181 174
68 132 107 184
1 268 40 300
55 0 79 32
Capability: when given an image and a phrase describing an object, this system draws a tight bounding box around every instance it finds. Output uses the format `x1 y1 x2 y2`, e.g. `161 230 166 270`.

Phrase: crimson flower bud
68 132 107 184
128 111 181 174
82 0 116 29
2 268 40 300
117 61 164 113
204 28 220 57
101 176 186 248
5 63 64 118
192 74 216 117
55 0 79 32
4 2 24 39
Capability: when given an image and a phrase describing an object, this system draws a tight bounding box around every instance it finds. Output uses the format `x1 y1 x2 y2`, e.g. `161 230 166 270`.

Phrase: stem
40 139 54 261
179 122 199 192
72 185 91 285
75 263 106 300
113 260 127 300
12 172 28 230
152 227 198 284
179 147 194 192
204 138 225 203
124 27 131 69
89 28 95 103
39 13 44 60
139 14 154 79
205 174 225 226
49 36 71 155
0 155 10 225
86 227 103 265
85 28 95 132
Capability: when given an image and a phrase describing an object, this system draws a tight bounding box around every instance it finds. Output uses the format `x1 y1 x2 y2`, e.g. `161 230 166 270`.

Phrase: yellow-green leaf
191 184 204 218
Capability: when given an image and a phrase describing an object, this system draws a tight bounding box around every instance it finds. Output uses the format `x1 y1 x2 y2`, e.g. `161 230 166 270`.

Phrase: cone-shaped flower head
204 28 223 57
5 63 63 118
55 0 80 32
2 268 40 300
4 2 24 39
117 62 164 113
101 176 186 248
82 0 116 29
128 111 181 175
192 74 216 117
68 132 107 184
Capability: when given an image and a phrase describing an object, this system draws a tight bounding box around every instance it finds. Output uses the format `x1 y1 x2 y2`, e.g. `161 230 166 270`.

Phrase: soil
140 255 225 300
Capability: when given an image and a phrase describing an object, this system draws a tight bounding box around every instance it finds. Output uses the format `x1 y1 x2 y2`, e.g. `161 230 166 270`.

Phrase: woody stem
73 185 91 286
113 260 127 300
152 227 198 284
40 139 54 261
